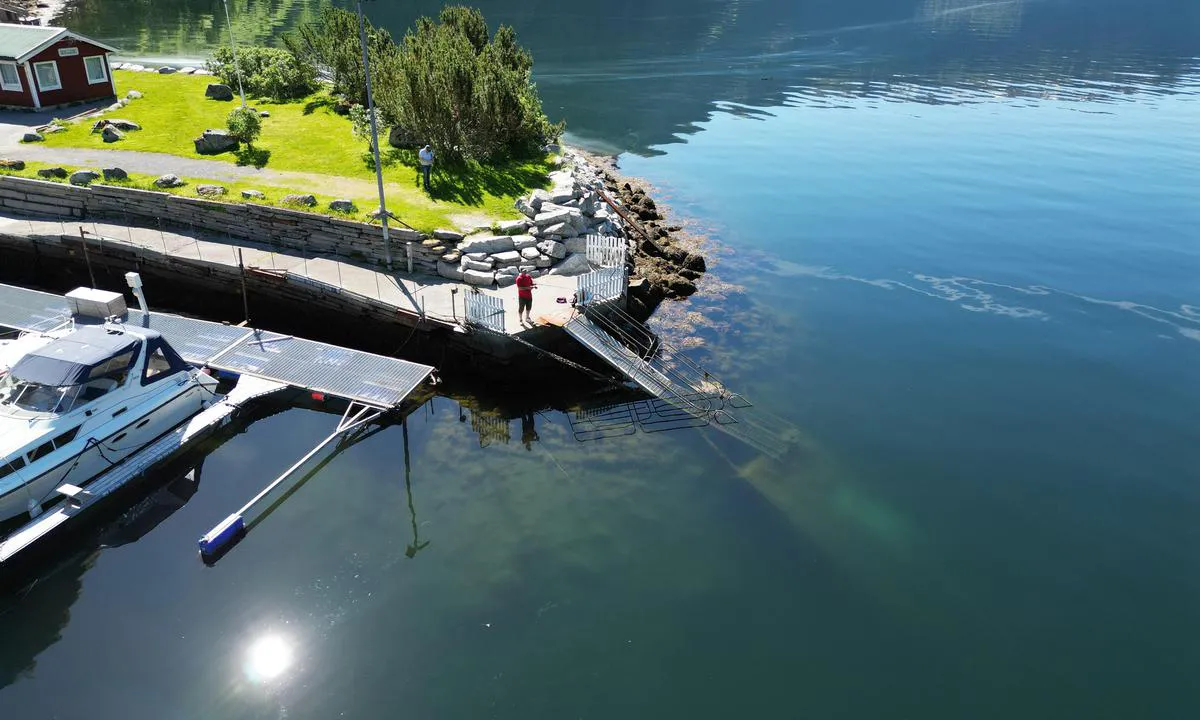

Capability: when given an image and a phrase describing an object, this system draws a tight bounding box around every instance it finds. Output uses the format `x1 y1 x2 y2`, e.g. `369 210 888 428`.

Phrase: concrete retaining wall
0 175 447 275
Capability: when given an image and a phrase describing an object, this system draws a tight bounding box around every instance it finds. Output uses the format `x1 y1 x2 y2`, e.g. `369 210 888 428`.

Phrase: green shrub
287 5 560 162
207 46 319 102
226 106 262 145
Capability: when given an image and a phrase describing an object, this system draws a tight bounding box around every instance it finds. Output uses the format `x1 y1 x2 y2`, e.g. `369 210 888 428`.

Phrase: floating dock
0 281 435 567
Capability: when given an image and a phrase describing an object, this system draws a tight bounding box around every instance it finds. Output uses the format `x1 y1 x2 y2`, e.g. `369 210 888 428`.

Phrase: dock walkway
0 215 581 335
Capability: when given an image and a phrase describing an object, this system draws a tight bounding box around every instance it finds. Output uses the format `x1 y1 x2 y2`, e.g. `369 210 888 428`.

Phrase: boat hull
0 381 212 526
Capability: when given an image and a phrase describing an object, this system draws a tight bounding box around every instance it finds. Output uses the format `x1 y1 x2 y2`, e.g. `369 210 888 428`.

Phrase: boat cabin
0 326 189 415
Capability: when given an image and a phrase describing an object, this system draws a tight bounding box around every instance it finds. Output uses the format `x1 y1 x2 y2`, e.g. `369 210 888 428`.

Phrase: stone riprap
433 165 631 285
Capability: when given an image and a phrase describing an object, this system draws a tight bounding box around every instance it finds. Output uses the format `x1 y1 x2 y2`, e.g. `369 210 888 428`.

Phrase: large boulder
101 125 124 143
329 199 357 213
105 118 141 131
457 235 515 255
520 247 541 261
102 167 128 181
462 269 494 286
564 237 589 254
154 174 185 188
126 90 143 100
537 239 567 260
21 132 43 143
179 67 197 75
534 254 553 269
512 234 538 251
37 167 67 179
205 83 235 101
515 197 537 219
69 170 100 186
283 194 317 207
0 159 25 170
532 207 573 228
497 218 528 235
547 184 576 205
194 129 238 154
437 261 464 281
491 250 523 267
542 221 578 239
158 66 177 74
549 253 593 277
388 125 418 148
241 189 265 199
462 257 493 273
433 228 464 242
197 184 227 196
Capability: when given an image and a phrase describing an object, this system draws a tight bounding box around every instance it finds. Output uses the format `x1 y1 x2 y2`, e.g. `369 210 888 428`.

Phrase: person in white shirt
418 144 434 192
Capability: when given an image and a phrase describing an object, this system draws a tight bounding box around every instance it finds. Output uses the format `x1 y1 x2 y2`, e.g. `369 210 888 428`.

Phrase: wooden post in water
237 247 250 324
78 226 96 287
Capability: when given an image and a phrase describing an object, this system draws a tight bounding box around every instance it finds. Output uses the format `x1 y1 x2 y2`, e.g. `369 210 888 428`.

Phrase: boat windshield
0 372 87 413
0 330 140 415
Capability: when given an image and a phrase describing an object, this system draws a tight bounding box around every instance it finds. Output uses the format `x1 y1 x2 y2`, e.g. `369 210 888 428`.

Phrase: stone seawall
0 175 440 272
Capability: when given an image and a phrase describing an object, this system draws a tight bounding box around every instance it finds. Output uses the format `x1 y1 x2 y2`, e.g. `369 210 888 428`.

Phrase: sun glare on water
244 635 293 683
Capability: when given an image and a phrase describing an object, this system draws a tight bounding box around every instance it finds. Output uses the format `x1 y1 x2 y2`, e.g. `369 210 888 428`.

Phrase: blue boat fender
199 513 245 558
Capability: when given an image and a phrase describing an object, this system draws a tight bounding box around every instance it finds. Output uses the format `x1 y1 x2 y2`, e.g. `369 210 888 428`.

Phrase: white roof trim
16 29 119 64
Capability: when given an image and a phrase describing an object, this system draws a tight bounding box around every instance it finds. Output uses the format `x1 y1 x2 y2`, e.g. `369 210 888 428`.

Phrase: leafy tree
348 103 383 146
284 7 395 108
226 106 262 145
207 46 318 102
287 5 561 162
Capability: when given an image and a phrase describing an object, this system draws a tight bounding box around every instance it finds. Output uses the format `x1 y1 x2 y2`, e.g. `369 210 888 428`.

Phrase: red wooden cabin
0 23 118 110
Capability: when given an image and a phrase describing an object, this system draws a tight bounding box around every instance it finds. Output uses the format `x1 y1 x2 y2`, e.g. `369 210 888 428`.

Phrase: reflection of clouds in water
769 260 1200 342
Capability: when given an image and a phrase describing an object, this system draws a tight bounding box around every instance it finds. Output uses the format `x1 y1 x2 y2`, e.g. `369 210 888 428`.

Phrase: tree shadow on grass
303 96 340 116
235 145 271 168
427 160 552 206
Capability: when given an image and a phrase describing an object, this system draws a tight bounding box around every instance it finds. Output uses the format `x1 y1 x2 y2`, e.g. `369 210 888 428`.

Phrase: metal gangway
564 301 750 421
558 280 804 458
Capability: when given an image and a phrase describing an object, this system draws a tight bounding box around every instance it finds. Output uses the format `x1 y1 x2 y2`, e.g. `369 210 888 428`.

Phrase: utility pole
221 0 247 107
357 0 393 271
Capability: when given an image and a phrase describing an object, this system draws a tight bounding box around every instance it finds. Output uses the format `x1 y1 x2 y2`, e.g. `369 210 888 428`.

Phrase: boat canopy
8 327 140 386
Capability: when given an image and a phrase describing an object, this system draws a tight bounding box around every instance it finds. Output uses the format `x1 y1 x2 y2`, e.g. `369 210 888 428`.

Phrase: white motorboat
0 323 218 527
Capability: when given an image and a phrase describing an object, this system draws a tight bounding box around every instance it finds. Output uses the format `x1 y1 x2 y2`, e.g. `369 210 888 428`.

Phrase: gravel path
2 142 384 197
0 117 392 198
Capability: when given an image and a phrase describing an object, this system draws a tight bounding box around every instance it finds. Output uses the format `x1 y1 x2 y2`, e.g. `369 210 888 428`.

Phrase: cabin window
52 426 81 449
145 347 174 380
0 456 26 481
33 61 61 91
141 338 189 386
28 440 55 463
84 55 107 85
0 62 21 92
89 348 138 385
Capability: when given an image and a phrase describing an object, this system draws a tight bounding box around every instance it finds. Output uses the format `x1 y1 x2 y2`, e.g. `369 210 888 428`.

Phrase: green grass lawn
34 71 552 232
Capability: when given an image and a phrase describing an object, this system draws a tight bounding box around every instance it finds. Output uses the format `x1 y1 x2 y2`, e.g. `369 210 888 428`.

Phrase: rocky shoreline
564 146 707 304
431 145 707 319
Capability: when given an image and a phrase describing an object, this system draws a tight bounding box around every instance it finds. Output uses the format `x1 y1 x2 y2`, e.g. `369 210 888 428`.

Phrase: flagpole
220 0 247 107
357 0 393 271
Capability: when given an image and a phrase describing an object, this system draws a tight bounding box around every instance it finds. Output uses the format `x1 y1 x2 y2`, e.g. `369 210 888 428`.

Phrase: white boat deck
0 376 286 564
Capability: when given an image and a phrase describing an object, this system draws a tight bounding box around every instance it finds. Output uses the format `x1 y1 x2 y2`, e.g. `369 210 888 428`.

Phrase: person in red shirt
515 270 536 324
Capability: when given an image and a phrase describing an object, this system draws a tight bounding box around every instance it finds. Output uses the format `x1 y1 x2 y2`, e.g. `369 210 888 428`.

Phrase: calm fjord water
2 1 1198 717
